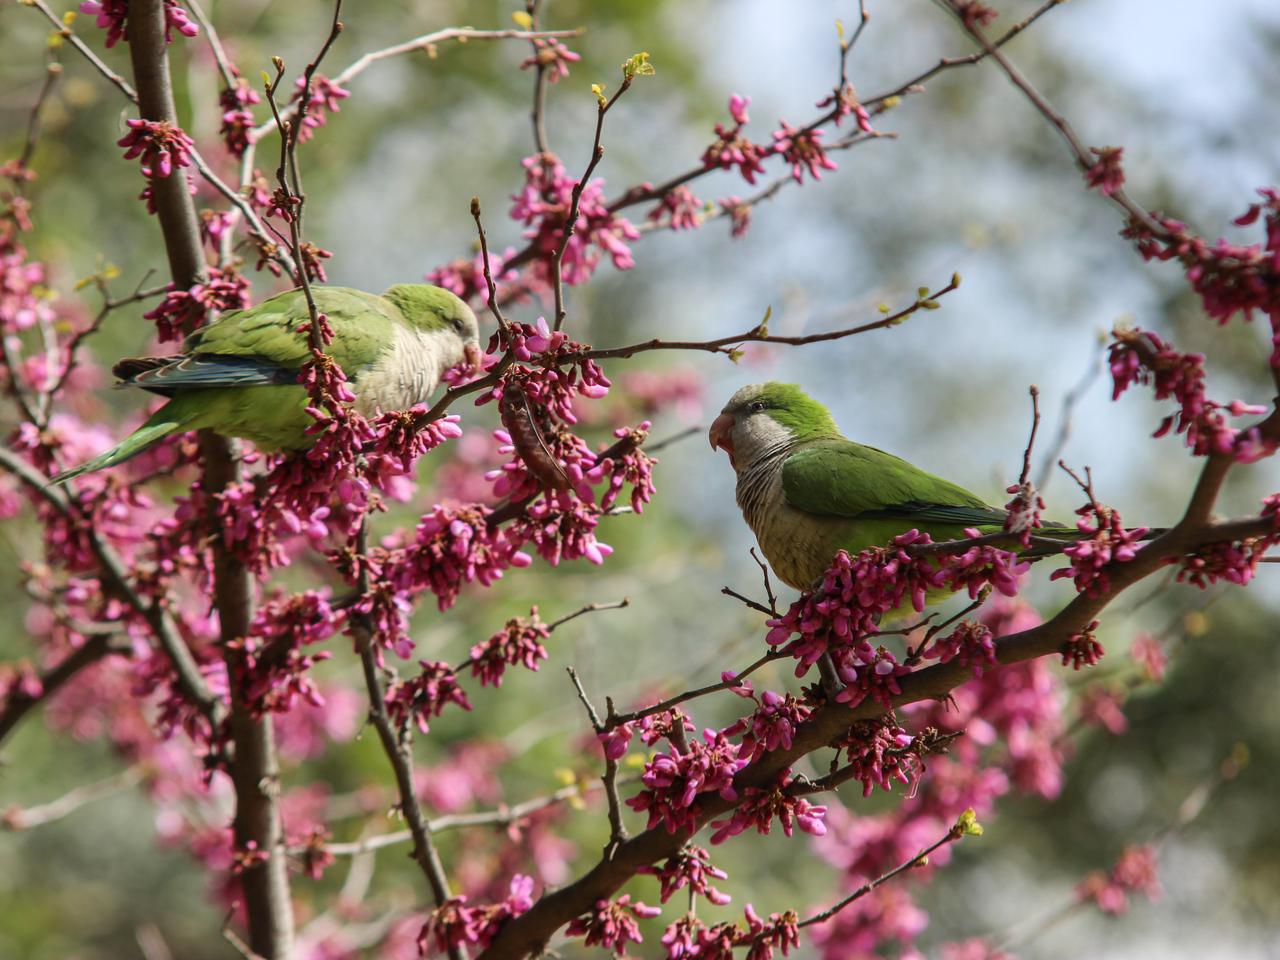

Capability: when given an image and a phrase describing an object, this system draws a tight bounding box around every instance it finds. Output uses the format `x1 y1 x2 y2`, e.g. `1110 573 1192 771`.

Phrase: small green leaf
622 51 655 80
511 10 533 29
755 304 772 337
954 808 984 837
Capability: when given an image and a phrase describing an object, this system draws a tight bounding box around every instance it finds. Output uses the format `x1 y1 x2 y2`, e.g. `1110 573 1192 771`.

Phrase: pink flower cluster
118 118 195 180
143 267 251 341
230 591 341 717
1176 532 1277 588
702 95 768 184
1061 620 1104 670
922 620 998 677
427 245 519 305
1122 188 1280 366
1076 844 1161 915
467 607 550 687
384 660 472 734
565 895 661 955
626 728 748 835
772 121 838 184
1085 145 1125 196
419 874 534 955
1049 498 1147 597
638 844 732 905
292 75 350 144
661 906 800 960
836 715 919 797
723 690 811 762
708 771 827 844
219 80 261 158
519 39 581 82
80 0 198 48
647 186 704 231
510 152 640 287
1109 326 1272 459
764 533 1026 681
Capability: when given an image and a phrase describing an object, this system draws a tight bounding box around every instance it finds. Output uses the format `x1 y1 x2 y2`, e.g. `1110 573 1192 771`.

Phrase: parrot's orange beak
464 343 483 374
709 412 736 464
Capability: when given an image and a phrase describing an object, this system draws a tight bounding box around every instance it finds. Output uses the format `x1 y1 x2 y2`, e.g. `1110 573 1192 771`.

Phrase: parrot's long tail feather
50 409 193 485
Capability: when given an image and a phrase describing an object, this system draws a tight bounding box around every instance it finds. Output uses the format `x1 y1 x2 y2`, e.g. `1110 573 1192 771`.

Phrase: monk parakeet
709 382 1033 591
54 284 481 483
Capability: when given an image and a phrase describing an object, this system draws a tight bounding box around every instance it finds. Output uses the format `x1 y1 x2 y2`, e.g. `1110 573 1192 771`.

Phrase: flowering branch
795 810 980 931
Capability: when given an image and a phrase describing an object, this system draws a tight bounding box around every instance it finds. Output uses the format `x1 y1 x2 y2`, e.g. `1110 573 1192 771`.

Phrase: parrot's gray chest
355 325 448 416
736 454 829 591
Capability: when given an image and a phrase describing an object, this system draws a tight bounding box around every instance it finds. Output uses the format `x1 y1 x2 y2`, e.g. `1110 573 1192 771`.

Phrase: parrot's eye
451 317 464 332
750 401 766 413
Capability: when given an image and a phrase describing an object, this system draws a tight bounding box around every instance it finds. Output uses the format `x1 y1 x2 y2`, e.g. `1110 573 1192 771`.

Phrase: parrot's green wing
781 437 1005 528
120 287 398 395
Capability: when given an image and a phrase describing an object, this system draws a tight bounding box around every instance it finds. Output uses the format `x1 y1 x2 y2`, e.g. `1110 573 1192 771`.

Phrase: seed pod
499 382 571 490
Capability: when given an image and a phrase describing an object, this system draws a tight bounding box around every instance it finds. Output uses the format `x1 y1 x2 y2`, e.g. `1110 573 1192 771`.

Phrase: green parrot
709 382 1055 591
53 283 482 483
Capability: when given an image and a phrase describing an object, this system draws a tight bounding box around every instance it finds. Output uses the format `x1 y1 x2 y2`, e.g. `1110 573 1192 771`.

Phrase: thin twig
1036 341 1104 492
248 27 583 142
470 197 512 333
26 0 138 101
551 80 632 331
604 650 784 729
185 0 238 89
3 766 144 831
547 598 631 631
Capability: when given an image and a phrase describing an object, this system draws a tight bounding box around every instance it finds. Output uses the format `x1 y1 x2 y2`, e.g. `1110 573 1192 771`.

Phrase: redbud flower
118 119 194 179
1085 146 1125 196
772 120 837 183
520 39 581 81
638 845 732 905
565 895 661 955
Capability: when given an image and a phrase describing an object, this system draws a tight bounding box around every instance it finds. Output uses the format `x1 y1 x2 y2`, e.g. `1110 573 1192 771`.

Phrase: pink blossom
626 728 748 835
816 84 873 132
1129 632 1167 681
708 772 827 843
1076 844 1161 915
719 196 753 238
1061 620 1104 670
510 152 640 287
118 119 195 179
80 0 198 48
834 646 910 709
427 245 519 304
565 895 661 955
219 80 261 158
520 39 581 82
384 661 472 734
467 608 550 687
836 715 918 797
419 874 535 954
955 1 998 28
923 621 998 677
1050 502 1147 597
143 267 251 341
1077 683 1128 735
639 844 732 905
292 75 350 143
729 94 751 126
647 186 703 231
941 939 1014 960
772 120 837 183
1085 145 1125 196
722 690 811 761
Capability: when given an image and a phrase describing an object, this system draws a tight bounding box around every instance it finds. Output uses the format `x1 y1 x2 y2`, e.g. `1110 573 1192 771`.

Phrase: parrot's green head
383 283 483 372
709 382 839 469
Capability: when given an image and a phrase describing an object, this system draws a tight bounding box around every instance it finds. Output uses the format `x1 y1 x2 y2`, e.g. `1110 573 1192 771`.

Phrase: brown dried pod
499 382 571 490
